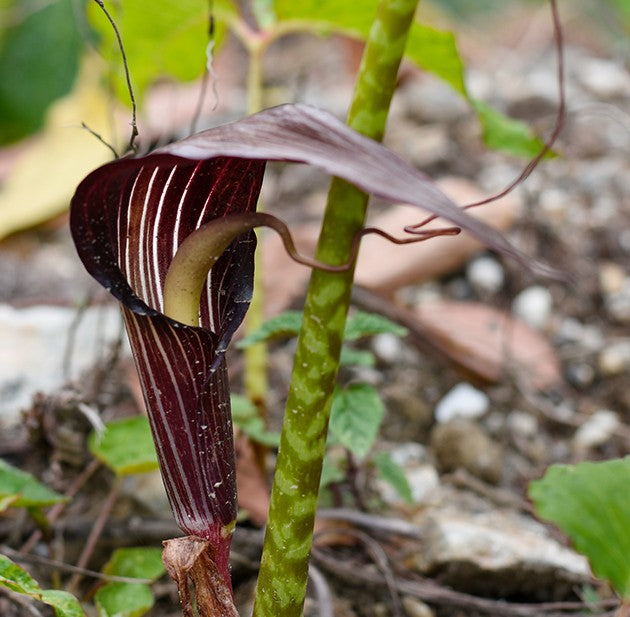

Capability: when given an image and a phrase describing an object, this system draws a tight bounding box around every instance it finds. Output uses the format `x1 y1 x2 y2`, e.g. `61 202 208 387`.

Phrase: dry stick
66 476 122 595
405 0 565 234
307 565 335 617
311 547 618 617
20 459 101 554
1 545 153 584
92 0 138 153
314 527 403 617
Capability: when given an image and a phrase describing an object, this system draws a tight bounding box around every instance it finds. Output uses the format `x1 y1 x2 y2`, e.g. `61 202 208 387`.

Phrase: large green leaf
0 555 86 617
0 459 67 508
88 0 234 103
529 457 630 599
0 0 83 143
88 416 158 476
329 384 385 459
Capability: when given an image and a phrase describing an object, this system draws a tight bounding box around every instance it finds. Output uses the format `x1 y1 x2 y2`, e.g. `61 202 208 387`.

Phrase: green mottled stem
252 1 420 616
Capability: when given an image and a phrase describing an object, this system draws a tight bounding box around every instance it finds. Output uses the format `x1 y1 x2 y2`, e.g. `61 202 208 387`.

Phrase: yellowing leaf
0 56 117 239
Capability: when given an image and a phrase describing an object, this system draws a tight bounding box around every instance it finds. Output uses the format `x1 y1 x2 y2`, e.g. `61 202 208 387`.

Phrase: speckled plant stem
252 1 420 615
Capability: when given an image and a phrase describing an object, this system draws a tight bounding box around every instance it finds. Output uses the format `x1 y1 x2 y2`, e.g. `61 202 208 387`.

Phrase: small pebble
507 411 538 438
599 262 626 295
371 332 404 364
573 410 620 451
434 383 490 424
598 340 630 376
513 286 553 330
605 279 630 323
402 596 435 617
431 419 503 484
467 256 505 295
566 362 596 388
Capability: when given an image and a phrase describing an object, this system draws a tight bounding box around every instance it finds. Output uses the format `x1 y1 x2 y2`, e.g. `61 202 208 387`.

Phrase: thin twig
79 122 119 159
316 508 423 539
314 527 403 617
311 547 617 616
66 476 122 594
93 0 138 152
308 564 335 617
1 546 153 584
20 459 101 554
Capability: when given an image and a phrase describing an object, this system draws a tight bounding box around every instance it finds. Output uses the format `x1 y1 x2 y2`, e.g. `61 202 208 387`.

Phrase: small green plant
0 418 168 616
529 456 630 617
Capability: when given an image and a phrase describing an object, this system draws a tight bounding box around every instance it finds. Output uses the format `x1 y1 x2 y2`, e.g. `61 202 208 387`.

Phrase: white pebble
573 410 620 451
513 286 553 330
371 332 404 363
598 341 630 376
435 383 489 424
467 256 505 295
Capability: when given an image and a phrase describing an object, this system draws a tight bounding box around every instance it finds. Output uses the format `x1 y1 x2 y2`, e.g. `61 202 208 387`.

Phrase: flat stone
415 509 591 598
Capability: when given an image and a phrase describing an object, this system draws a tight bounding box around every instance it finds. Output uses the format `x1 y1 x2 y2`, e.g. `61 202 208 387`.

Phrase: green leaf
339 346 376 367
405 23 466 96
273 0 378 37
529 456 630 599
95 582 154 617
472 100 548 159
102 547 165 581
95 548 165 617
88 0 235 103
88 416 158 476
319 453 346 488
235 311 303 348
343 311 407 341
230 395 281 447
374 452 413 505
0 555 86 617
329 384 385 459
0 0 83 143
0 459 67 508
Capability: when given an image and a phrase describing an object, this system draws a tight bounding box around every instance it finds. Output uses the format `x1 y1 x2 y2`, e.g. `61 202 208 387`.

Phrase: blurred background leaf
0 0 84 144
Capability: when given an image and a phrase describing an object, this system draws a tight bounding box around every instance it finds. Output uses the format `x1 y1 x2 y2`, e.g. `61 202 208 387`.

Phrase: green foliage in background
95 547 166 617
0 0 83 144
88 416 159 476
0 458 67 510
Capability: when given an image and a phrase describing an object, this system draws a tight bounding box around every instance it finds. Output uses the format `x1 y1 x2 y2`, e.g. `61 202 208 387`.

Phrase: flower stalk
252 0 421 615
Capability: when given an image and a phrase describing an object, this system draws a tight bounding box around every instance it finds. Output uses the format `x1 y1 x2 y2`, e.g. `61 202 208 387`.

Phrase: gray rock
434 383 489 424
0 303 124 428
512 286 553 330
415 509 591 598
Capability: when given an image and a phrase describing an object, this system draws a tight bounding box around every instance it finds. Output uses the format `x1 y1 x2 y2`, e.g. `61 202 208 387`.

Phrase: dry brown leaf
262 176 521 313
235 431 270 526
355 176 521 295
414 300 562 390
